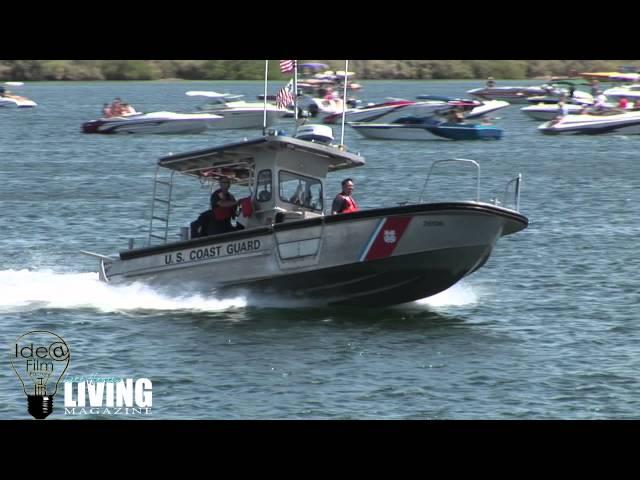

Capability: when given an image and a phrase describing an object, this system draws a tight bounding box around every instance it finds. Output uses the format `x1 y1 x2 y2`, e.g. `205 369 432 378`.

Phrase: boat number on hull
164 239 262 265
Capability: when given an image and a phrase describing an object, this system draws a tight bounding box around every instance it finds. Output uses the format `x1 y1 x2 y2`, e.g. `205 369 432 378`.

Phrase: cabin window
256 169 272 202
278 170 323 211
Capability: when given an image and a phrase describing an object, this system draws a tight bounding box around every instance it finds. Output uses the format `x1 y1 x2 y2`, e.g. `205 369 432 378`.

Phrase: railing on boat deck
500 174 522 212
418 158 522 212
147 166 175 246
419 158 480 204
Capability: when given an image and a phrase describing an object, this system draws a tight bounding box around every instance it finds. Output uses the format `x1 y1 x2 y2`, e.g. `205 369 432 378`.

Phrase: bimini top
157 134 365 184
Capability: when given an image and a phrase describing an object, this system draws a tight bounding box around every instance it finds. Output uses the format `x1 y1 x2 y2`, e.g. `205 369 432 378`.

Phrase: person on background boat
0 87 25 101
102 103 112 117
331 178 358 215
555 101 569 122
618 97 629 109
594 92 607 111
110 97 124 116
447 107 465 123
121 103 137 115
486 77 496 88
323 87 338 101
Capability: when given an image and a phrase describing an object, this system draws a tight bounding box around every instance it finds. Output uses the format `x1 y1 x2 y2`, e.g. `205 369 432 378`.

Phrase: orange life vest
213 206 235 221
212 189 236 221
341 195 358 213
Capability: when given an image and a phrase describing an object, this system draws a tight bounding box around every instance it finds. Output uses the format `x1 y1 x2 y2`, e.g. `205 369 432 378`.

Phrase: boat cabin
147 130 365 245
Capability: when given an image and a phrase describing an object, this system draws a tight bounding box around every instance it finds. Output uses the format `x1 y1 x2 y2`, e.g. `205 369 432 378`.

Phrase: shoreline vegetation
1 60 638 81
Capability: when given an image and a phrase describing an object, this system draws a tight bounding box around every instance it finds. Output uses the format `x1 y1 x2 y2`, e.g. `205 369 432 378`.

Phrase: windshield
278 170 323 211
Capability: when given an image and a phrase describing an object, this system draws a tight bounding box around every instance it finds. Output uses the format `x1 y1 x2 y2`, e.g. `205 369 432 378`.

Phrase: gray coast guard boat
83 127 528 307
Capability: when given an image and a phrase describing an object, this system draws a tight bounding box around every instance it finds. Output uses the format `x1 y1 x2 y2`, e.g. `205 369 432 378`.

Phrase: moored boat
467 85 553 104
428 121 503 140
538 109 640 135
0 84 37 108
521 103 588 121
350 116 502 141
323 98 471 125
416 95 510 119
81 111 224 134
186 91 287 129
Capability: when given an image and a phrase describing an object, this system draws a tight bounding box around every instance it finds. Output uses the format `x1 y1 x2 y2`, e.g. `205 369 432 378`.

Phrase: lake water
1 79 638 419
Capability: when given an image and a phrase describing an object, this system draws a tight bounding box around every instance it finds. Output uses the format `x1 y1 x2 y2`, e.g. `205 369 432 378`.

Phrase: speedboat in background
299 95 346 119
521 103 589 121
525 91 593 106
350 116 503 141
416 95 510 119
0 96 37 108
0 82 37 108
296 65 363 96
81 111 223 134
467 85 555 104
602 84 640 103
538 110 640 135
186 91 287 129
323 98 476 125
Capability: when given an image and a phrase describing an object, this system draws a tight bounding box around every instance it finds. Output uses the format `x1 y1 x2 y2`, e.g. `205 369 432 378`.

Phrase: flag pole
293 60 299 135
340 59 349 147
263 60 269 135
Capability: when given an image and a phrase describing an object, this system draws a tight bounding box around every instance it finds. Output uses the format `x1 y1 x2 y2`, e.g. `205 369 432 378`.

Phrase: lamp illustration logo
10 331 70 419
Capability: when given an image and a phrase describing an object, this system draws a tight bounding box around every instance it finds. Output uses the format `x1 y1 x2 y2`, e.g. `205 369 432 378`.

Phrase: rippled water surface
1 80 638 419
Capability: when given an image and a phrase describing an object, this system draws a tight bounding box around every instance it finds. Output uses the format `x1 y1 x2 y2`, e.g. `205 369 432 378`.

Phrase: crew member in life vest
331 178 359 214
210 177 238 234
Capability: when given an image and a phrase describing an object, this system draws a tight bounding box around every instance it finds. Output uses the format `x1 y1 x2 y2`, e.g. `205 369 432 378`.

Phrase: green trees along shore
0 60 637 81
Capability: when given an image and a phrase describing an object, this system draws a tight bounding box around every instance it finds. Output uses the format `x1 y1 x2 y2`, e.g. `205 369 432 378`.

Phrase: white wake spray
413 281 479 308
0 269 247 313
0 269 481 314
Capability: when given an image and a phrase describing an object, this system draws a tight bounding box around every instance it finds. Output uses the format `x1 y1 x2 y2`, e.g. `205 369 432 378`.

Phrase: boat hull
0 97 37 108
349 123 442 140
324 101 453 125
428 123 503 140
102 203 527 306
521 104 585 121
539 112 640 135
81 112 222 134
203 109 285 129
467 87 545 104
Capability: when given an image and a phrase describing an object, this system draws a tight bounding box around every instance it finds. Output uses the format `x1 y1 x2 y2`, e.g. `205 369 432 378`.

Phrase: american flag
279 59 295 74
276 80 295 109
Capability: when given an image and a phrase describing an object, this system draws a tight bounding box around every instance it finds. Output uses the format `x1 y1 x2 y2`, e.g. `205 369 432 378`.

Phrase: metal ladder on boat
147 166 175 246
